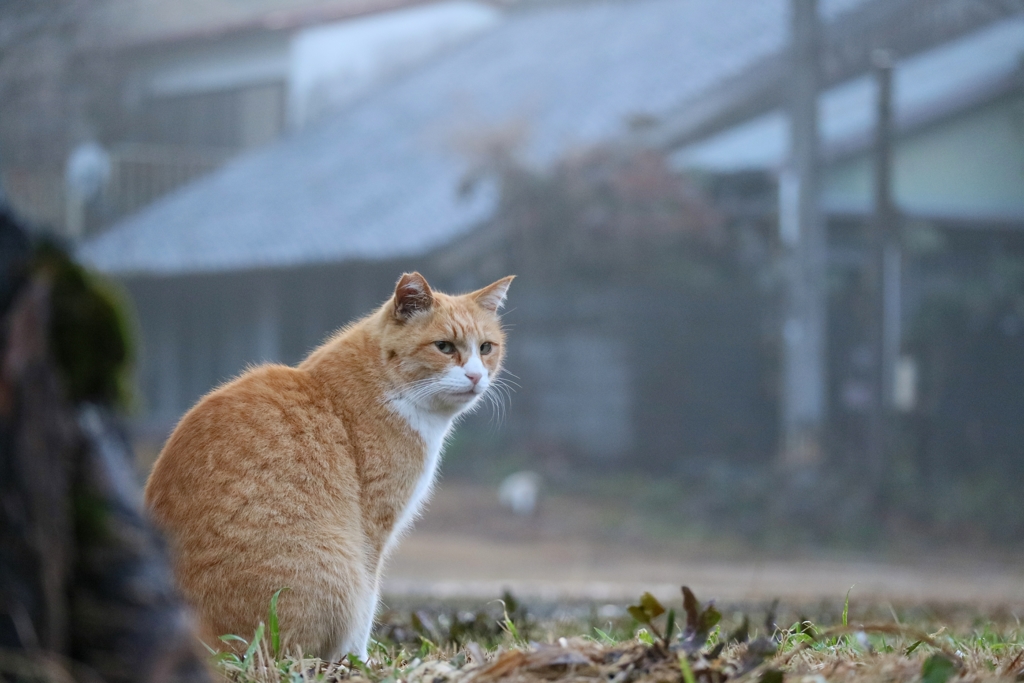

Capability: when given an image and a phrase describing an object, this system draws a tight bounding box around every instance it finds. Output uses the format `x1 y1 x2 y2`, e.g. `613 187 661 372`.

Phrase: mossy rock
34 240 134 409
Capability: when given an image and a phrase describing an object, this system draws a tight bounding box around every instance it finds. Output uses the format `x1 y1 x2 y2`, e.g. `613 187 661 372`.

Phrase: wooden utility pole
779 0 827 469
866 50 899 498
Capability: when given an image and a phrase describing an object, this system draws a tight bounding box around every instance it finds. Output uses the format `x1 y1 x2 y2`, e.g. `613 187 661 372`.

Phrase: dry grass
214 634 1024 683
211 588 1024 683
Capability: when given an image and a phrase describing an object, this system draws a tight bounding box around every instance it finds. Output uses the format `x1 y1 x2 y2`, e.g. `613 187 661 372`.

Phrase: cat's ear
471 275 515 313
393 272 434 321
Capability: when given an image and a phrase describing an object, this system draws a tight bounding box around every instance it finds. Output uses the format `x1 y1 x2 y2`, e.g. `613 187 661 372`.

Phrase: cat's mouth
448 388 480 400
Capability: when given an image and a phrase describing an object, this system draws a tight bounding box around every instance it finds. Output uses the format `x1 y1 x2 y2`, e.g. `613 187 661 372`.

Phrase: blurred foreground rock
0 207 209 682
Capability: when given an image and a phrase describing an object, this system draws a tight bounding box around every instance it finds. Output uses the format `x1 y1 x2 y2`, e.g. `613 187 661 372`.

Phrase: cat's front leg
332 581 379 662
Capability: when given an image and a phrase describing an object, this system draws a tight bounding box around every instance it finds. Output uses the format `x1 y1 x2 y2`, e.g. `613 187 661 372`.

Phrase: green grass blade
498 599 522 643
244 623 265 664
268 587 289 658
678 654 696 683
212 651 242 665
921 653 957 683
843 585 855 627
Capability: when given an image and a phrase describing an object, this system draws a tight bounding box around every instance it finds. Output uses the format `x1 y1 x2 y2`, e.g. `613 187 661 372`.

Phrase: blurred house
79 0 1024 470
670 7 1024 224
1 0 501 232
659 1 1024 472
80 0 845 452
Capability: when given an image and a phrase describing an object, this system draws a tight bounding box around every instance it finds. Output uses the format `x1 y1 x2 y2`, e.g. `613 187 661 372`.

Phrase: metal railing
105 143 234 222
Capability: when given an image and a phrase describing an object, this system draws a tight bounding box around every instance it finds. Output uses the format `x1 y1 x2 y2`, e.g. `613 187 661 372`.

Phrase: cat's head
381 272 514 416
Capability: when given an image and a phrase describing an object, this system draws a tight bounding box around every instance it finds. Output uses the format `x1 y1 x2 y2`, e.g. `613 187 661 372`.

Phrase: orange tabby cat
144 272 513 659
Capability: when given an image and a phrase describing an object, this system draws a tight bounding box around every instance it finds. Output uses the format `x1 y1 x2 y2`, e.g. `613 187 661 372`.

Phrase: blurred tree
495 147 727 282
0 204 209 682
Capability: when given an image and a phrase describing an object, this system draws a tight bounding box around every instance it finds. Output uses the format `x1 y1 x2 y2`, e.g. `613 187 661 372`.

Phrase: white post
779 0 827 468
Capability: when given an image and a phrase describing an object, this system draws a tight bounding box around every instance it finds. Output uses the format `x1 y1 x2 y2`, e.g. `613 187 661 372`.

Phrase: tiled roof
81 0 870 275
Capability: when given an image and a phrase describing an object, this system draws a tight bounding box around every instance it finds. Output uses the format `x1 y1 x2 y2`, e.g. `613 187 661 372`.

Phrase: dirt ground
384 481 1024 609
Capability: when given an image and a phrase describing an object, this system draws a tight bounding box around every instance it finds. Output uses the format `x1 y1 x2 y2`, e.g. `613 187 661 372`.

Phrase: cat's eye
480 342 493 355
434 341 456 354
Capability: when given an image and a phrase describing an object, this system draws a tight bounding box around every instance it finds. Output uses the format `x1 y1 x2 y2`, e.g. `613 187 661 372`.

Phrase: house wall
125 32 290 150
503 283 636 462
123 257 777 469
124 1 502 141
133 33 290 100
822 91 1024 221
822 217 1024 478
426 262 777 469
124 261 409 431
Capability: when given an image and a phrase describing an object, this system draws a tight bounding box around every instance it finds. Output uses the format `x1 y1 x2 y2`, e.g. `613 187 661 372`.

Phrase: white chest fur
385 397 452 551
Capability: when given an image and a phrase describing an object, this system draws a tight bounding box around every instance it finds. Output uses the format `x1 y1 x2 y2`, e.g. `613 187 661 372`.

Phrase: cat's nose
465 368 483 386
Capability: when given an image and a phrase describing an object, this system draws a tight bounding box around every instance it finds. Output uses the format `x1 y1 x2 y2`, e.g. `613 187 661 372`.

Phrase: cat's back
145 363 354 532
144 363 368 650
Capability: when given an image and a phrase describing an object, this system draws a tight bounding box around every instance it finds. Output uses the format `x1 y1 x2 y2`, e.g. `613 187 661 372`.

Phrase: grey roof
81 0 869 276
673 16 1024 172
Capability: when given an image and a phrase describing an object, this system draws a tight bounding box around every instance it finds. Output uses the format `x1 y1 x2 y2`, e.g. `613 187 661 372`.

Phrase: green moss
33 240 135 409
